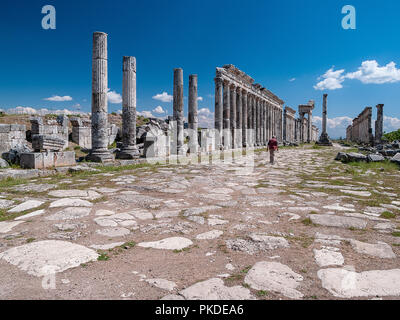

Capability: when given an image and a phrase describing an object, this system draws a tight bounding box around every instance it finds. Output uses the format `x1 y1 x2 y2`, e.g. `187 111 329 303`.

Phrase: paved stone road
0 144 399 300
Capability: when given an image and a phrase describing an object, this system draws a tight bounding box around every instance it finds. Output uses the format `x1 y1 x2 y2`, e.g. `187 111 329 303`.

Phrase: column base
116 146 140 159
316 133 333 146
86 149 114 163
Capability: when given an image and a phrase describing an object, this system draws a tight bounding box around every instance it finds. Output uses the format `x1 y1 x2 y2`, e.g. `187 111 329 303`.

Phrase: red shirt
268 138 278 151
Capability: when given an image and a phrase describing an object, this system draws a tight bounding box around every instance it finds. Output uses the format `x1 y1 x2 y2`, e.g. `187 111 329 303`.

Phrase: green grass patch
26 238 35 243
391 232 400 237
97 252 110 261
380 211 396 219
257 290 268 297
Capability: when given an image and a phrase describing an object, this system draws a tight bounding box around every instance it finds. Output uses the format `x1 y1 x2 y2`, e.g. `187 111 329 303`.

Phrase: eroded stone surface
318 268 400 298
244 261 304 299
350 240 396 259
180 278 254 300
138 237 193 250
309 214 367 229
0 240 98 276
8 200 44 213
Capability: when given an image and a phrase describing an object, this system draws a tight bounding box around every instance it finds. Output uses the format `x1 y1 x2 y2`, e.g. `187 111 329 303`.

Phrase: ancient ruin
117 56 139 159
346 104 384 145
214 65 284 149
86 32 114 163
316 94 333 146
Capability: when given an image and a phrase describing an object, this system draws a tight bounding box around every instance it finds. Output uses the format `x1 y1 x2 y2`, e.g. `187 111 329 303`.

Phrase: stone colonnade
283 106 296 142
298 101 315 143
214 65 284 149
346 105 383 145
171 69 200 155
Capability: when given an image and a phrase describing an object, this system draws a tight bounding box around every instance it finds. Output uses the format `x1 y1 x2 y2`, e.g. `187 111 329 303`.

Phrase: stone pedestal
20 151 76 169
317 94 333 146
117 56 139 159
86 32 114 163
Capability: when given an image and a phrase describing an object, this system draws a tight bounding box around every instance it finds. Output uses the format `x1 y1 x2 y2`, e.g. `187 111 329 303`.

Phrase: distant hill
384 129 400 142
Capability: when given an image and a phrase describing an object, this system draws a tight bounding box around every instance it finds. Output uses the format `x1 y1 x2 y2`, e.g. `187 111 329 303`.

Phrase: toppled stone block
391 153 400 165
32 135 65 152
335 152 348 162
367 153 385 162
30 116 69 149
347 152 367 162
0 158 9 168
20 151 76 169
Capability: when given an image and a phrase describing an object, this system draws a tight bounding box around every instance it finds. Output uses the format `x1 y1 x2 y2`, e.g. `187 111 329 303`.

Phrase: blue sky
1 0 400 137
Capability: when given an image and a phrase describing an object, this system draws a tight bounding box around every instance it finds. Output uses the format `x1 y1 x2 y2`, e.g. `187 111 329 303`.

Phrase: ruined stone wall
70 117 117 149
346 107 374 144
30 116 69 149
0 124 27 156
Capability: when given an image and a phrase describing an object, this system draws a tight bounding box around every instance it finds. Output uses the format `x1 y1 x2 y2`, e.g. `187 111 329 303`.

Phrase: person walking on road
267 135 278 164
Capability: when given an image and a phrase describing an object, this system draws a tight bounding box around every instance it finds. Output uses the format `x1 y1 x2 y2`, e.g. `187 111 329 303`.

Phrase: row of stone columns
214 78 282 149
87 32 139 162
172 68 199 155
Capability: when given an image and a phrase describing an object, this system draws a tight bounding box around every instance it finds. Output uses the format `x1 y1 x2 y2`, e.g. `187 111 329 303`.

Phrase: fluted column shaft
188 74 198 153
117 56 139 159
87 32 113 162
242 91 248 147
173 68 184 154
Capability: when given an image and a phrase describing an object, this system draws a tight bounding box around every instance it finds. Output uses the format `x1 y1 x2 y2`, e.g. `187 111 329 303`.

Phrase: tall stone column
214 77 223 149
223 80 231 149
254 97 260 146
117 56 139 159
375 104 384 145
188 74 199 153
261 101 265 145
230 85 237 149
173 68 184 155
283 107 287 142
87 32 113 163
317 93 333 146
247 95 253 147
267 103 271 140
307 111 312 143
263 102 267 145
236 88 242 149
242 91 248 147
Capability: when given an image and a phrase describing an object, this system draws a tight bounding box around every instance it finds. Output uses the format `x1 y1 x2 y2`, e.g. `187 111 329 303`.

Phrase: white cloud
44 95 73 102
152 92 173 103
313 67 346 91
346 60 400 84
198 108 214 128
289 78 296 82
314 60 400 90
107 89 122 104
153 106 166 114
6 106 38 115
137 110 155 118
313 116 353 139
197 97 203 101
383 115 400 133
5 106 88 116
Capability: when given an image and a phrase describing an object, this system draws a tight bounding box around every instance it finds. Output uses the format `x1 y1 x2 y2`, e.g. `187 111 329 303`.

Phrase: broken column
316 93 333 146
375 104 384 145
117 56 139 159
86 32 114 162
173 68 185 155
188 74 199 153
